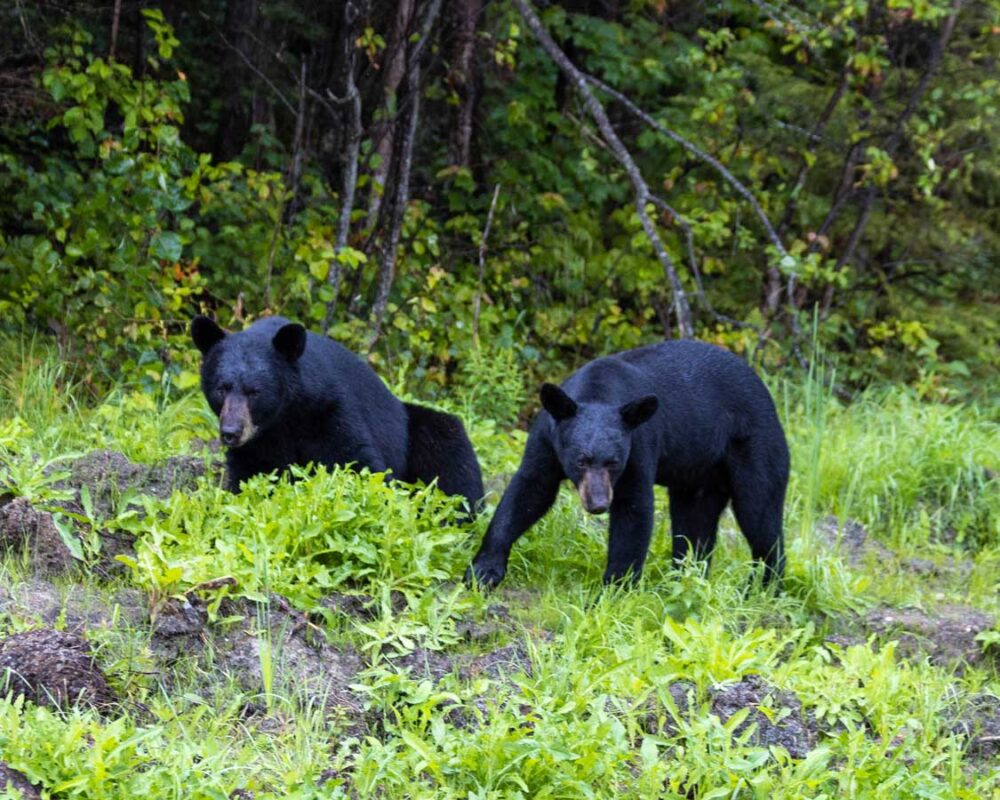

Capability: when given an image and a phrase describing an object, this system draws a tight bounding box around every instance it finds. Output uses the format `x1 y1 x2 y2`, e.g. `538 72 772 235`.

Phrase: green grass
0 339 997 798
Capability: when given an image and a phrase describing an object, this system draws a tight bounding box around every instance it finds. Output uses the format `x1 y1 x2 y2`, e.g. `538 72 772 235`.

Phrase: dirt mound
0 762 41 799
862 605 995 668
0 629 115 712
951 693 1000 762
709 675 816 758
51 450 212 517
0 498 77 575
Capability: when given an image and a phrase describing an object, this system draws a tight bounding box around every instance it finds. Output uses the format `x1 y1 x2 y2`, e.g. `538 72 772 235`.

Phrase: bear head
191 316 306 448
540 383 658 515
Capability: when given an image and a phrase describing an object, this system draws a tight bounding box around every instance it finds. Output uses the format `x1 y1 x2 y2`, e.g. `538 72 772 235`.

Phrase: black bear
191 315 484 515
467 340 789 588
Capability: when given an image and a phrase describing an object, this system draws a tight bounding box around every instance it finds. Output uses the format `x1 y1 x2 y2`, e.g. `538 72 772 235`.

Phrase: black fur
191 316 484 515
467 340 789 588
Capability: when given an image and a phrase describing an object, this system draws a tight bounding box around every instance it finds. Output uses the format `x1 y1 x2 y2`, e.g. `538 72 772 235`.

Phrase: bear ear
540 383 578 421
272 323 307 363
191 316 226 354
620 395 659 429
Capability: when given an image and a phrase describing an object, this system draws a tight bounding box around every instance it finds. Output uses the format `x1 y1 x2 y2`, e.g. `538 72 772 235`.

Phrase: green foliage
0 340 996 798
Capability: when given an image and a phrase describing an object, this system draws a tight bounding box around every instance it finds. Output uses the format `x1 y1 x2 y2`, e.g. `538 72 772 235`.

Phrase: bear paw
464 560 506 590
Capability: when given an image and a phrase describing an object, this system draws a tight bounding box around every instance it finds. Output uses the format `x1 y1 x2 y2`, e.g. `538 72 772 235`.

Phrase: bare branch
585 74 789 261
513 0 693 338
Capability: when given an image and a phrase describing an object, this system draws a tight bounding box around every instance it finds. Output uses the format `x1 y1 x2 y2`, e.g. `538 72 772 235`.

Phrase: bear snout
578 469 612 515
219 396 257 448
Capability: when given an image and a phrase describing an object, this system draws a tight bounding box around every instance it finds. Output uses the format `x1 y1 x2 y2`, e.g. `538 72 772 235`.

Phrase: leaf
150 231 183 261
51 513 85 562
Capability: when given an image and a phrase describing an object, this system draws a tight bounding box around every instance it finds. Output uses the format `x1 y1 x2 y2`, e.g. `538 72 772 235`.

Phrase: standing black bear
191 315 484 515
467 340 789 588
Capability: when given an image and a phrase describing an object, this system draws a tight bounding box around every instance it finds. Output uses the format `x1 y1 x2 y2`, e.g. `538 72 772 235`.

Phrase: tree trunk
366 0 416 228
215 0 260 161
449 0 481 169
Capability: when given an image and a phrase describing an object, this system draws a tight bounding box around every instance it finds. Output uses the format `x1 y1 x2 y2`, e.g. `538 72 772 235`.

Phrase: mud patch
211 600 364 727
319 590 407 622
642 680 696 735
0 762 41 799
0 629 115 712
815 516 894 568
148 597 208 664
389 642 531 683
951 693 1000 762
0 498 77 575
709 675 816 758
862 604 995 668
0 578 146 633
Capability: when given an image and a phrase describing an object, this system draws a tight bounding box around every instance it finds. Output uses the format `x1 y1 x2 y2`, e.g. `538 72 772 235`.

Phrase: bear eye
576 456 591 469
245 387 258 397
220 382 232 393
604 459 619 470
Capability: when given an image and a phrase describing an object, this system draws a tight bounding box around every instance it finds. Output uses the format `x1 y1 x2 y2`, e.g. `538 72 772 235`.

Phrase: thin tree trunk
367 0 416 228
473 184 501 349
109 0 123 61
368 0 444 347
449 0 481 168
322 1 362 330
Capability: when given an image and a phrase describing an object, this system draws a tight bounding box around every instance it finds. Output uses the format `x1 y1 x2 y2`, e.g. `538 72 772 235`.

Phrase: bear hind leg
728 458 787 588
403 403 485 518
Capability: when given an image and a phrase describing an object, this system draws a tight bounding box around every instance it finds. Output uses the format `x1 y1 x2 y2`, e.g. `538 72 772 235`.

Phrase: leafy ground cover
0 340 997 799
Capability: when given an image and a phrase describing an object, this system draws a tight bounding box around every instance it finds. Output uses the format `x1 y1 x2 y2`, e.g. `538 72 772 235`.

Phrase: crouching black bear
466 340 789 588
191 315 484 516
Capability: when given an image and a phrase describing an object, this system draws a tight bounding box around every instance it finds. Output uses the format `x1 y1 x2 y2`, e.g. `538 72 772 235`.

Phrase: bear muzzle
219 395 257 448
578 469 613 515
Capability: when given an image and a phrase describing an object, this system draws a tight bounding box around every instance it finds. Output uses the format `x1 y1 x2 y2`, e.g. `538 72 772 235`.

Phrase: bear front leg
466 437 563 589
604 482 655 585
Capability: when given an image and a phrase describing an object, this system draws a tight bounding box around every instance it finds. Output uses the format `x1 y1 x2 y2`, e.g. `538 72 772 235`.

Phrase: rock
0 629 115 712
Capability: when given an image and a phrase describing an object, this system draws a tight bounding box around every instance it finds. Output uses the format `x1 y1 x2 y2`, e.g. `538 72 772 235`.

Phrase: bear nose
220 426 242 446
585 500 609 515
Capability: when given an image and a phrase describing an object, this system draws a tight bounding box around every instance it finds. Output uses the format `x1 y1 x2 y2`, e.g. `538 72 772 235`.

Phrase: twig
473 184 501 349
514 0 693 338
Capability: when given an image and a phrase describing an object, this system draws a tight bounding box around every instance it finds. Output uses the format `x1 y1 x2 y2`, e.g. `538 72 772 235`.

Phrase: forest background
1 0 997 403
